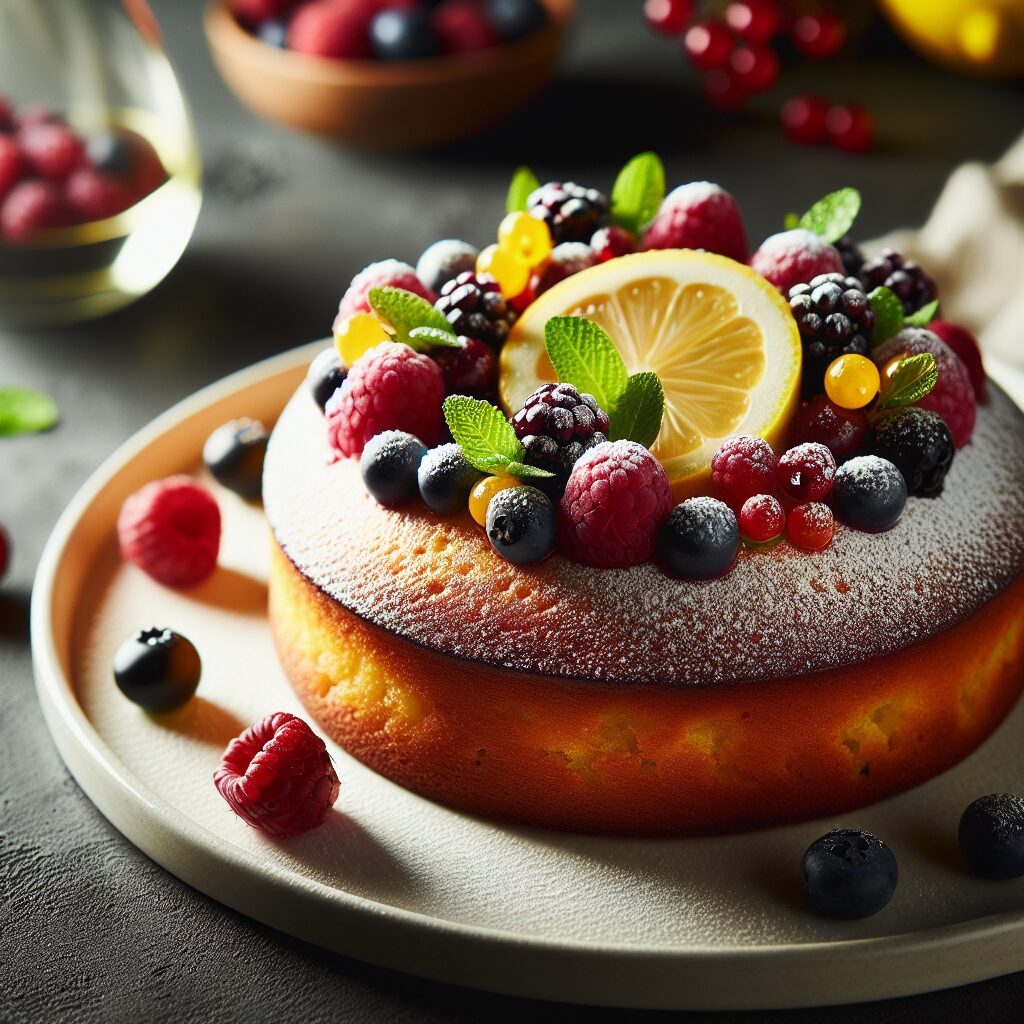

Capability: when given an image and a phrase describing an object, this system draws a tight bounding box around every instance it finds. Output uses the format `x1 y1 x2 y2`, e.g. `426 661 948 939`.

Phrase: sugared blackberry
873 407 954 497
434 272 517 348
526 181 610 244
789 273 874 396
834 234 865 278
859 248 937 316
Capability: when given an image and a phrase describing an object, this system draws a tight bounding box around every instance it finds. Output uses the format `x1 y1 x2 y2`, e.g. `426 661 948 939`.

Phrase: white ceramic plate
32 343 1024 1011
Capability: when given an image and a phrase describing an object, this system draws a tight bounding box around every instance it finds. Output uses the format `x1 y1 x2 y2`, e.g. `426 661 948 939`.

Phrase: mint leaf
904 299 939 328
609 372 664 449
878 353 938 410
610 152 665 236
504 460 555 479
799 187 861 244
368 287 454 348
783 211 800 230
408 326 463 349
442 396 553 479
868 286 905 347
506 165 539 214
0 386 59 436
544 316 629 414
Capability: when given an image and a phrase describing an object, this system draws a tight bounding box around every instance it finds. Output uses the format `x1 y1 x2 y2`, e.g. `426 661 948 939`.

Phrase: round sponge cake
264 381 1024 834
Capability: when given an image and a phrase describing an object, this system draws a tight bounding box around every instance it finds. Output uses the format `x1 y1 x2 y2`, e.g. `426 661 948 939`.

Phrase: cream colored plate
32 343 1024 1011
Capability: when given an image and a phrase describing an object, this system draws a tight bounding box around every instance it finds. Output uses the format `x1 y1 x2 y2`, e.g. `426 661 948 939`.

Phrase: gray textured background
3 2 1024 1020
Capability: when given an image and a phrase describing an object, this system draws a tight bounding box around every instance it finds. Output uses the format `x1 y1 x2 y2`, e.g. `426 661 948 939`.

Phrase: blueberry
370 9 439 60
85 130 133 177
485 0 549 41
486 485 555 564
800 828 898 919
203 418 269 500
113 628 201 712
657 497 739 579
418 443 482 515
873 407 954 498
360 430 427 506
416 239 479 295
256 17 288 48
959 793 1024 880
306 347 347 412
831 454 907 532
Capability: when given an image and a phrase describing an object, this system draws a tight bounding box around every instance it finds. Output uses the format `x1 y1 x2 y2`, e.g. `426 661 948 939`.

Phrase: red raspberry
558 440 672 568
215 712 340 837
776 441 836 502
0 134 25 203
788 394 870 463
1 180 72 242
288 0 375 59
711 434 778 510
739 493 784 543
433 336 496 396
19 122 85 180
929 320 986 402
432 0 500 53
873 327 976 447
749 228 844 294
642 181 749 263
335 259 435 330
326 341 445 457
65 167 136 222
788 501 835 552
591 225 637 262
780 93 829 145
117 475 221 588
229 0 296 25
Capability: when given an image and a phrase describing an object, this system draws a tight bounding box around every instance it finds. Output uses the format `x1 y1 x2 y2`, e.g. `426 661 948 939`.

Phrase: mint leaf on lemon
878 353 938 410
905 299 939 328
799 187 861 244
0 386 59 436
544 316 628 414
868 286 906 347
609 371 664 449
369 287 454 349
506 166 540 214
611 152 665 237
443 395 553 479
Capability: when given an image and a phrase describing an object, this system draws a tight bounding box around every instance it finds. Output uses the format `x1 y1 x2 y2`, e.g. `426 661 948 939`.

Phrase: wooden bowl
204 0 574 149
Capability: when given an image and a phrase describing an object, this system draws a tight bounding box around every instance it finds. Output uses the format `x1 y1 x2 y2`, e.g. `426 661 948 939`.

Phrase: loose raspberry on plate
18 121 84 180
776 441 836 502
711 434 778 510
929 320 987 402
1 180 72 242
215 712 340 838
335 259 434 327
117 475 221 588
326 341 445 457
558 440 673 569
641 181 749 263
750 228 844 295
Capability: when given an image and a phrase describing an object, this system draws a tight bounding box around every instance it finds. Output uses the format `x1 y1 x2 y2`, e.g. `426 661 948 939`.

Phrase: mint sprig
609 372 664 449
506 166 540 215
905 299 939 328
408 326 463 349
868 286 905 348
368 287 457 351
610 152 665 237
0 386 59 436
877 353 938 410
442 396 553 479
796 187 861 243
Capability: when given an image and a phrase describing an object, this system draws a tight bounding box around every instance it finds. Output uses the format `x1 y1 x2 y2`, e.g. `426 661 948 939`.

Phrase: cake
264 156 1024 835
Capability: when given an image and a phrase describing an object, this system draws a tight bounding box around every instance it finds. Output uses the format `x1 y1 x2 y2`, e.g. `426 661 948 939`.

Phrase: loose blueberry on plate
486 485 554 564
360 430 427 506
800 828 898 918
203 418 269 500
113 627 201 712
831 454 907 532
306 347 347 412
658 497 739 579
418 443 483 515
958 793 1024 880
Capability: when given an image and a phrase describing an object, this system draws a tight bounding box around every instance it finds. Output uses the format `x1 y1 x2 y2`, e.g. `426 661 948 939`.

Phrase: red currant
684 20 734 71
703 68 748 110
590 225 637 263
791 12 846 60
788 395 870 463
724 0 781 44
826 104 875 154
780 93 829 145
739 494 785 545
644 0 694 36
777 442 836 502
788 502 835 552
729 45 780 93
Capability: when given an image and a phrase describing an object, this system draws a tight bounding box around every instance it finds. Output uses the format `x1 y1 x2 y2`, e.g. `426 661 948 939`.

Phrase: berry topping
370 7 439 60
750 228 844 295
360 429 427 506
873 328 976 448
526 180 610 245
780 93 828 145
417 442 483 515
859 248 937 317
486 485 556 565
288 0 374 59
434 271 517 348
117 476 221 588
335 259 434 325
558 440 672 569
739 493 785 545
788 395 870 464
710 434 778 511
326 341 445 458
203 418 269 500
485 0 549 41
529 241 597 297
641 181 749 263
433 0 501 54
113 627 201 713
433 336 497 396
0 180 71 241
831 455 907 533
959 794 1024 880
307 347 347 412
929 320 987 402
333 311 392 367
777 442 835 502
512 382 610 443
833 235 865 278
872 407 954 498
469 474 520 526
659 497 740 578
800 829 898 919
787 501 835 552
416 238 479 294
590 224 637 263
19 121 84 180
824 353 880 410
215 712 340 838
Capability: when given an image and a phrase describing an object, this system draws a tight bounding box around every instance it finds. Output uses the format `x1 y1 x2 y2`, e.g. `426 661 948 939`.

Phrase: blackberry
526 181 610 244
959 794 1024 880
873 407 954 497
834 234 865 278
859 248 937 316
434 272 517 348
789 273 874 396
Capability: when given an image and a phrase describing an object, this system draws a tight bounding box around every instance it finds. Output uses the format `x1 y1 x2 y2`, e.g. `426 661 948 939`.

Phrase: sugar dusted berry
526 180 609 245
832 455 907 533
416 238 479 294
336 259 434 324
529 241 596 297
750 229 844 295
859 248 936 317
418 443 483 515
360 430 427 506
788 395 869 463
307 347 347 412
486 485 556 565
642 181 748 263
739 494 785 545
787 502 835 552
113 627 201 713
873 407 954 498
658 497 740 579
800 829 898 919
434 271 517 348
928 320 987 402
203 418 269 500
959 794 1024 880
591 225 637 263
711 434 778 510
433 337 497 396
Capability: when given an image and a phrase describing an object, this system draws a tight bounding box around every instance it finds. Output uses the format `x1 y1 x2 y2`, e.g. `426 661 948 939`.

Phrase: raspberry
787 502 835 552
335 259 434 328
326 341 445 457
1 180 72 242
859 248 937 316
19 122 84 180
750 228 844 294
0 134 25 203
739 493 785 544
526 181 610 244
788 394 870 463
65 167 136 222
927 320 986 401
215 712 340 837
529 241 597 297
117 476 221 588
433 336 496 396
776 442 836 502
289 0 379 58
591 225 637 262
710 434 778 510
432 0 500 53
558 441 672 568
229 0 296 25
872 327 975 447
434 271 516 348
641 181 748 263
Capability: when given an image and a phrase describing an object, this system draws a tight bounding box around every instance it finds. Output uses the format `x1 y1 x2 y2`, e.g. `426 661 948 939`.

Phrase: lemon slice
499 249 802 499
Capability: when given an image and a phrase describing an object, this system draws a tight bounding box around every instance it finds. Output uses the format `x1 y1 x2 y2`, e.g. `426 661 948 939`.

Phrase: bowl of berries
204 0 573 149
